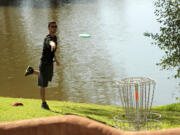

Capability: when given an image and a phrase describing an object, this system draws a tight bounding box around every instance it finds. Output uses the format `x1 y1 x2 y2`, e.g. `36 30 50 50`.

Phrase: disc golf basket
114 77 161 131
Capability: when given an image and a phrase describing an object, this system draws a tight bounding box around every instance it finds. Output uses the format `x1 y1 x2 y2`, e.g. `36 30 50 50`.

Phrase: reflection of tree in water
0 5 35 97
0 0 70 8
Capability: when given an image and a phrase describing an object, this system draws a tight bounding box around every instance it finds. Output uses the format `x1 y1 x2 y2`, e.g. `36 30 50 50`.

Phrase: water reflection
0 0 70 8
0 5 31 97
0 0 179 106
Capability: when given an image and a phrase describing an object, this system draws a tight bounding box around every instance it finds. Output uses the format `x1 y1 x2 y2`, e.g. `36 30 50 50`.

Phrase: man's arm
49 40 59 66
54 55 60 66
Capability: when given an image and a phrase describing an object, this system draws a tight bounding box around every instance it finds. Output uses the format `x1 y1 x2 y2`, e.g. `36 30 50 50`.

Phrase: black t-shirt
40 34 57 64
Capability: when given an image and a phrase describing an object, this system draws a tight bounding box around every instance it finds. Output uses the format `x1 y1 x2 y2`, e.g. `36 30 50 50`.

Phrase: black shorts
38 62 53 87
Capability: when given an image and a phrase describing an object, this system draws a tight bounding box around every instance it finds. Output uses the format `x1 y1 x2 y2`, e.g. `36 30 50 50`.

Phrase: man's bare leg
33 70 39 75
25 66 50 110
25 66 40 76
40 87 50 110
40 87 46 103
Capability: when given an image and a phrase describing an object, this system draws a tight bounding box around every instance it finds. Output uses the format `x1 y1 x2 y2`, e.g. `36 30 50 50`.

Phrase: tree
144 0 180 78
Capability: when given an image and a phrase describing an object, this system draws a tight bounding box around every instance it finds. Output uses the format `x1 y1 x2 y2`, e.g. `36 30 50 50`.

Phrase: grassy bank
0 96 180 129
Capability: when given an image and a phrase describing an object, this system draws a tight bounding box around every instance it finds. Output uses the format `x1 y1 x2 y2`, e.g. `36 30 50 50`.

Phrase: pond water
0 0 179 106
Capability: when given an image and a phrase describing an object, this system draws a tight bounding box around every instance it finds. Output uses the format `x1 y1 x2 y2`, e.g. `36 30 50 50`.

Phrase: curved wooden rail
0 115 180 135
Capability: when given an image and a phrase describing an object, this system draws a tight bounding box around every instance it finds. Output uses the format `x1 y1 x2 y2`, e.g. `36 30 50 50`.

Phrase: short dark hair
48 21 56 28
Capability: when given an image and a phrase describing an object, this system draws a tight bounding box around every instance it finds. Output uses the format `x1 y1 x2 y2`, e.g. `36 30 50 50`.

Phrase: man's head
48 21 57 34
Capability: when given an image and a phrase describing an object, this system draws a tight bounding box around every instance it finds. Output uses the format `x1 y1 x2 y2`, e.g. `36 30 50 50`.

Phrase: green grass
0 96 180 129
0 97 122 127
152 103 180 128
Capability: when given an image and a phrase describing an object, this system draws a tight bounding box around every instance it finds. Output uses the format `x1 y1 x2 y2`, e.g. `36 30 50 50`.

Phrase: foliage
144 0 180 78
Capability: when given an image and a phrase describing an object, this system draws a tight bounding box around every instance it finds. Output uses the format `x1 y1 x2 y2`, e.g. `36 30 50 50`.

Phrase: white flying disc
79 34 91 38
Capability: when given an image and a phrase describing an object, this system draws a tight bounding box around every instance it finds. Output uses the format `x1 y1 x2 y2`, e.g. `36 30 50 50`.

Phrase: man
24 21 60 110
